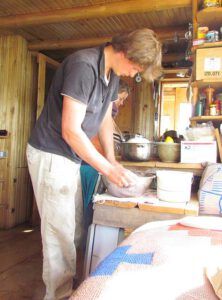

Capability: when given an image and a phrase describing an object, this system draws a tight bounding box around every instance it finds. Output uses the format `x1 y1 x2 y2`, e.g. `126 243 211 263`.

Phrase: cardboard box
196 47 222 81
180 141 217 163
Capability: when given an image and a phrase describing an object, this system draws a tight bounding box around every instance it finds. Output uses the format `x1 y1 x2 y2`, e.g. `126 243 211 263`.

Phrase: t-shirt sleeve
61 61 95 105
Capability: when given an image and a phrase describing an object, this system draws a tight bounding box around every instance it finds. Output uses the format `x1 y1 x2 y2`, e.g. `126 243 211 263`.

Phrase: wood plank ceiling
0 0 192 65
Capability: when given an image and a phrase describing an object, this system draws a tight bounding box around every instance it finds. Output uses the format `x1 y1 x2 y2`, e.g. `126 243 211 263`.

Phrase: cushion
198 163 222 216
179 216 222 231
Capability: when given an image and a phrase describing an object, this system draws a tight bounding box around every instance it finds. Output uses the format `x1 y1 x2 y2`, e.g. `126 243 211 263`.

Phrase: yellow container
197 27 208 39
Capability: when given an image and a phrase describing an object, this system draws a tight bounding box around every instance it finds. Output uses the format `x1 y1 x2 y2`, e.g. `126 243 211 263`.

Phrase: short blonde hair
111 28 162 81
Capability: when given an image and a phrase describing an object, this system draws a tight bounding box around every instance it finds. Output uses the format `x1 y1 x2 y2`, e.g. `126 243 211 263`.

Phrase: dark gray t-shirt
29 45 119 163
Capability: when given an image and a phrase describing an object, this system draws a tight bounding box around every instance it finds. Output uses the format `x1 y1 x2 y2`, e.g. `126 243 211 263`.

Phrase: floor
0 224 44 300
0 224 84 300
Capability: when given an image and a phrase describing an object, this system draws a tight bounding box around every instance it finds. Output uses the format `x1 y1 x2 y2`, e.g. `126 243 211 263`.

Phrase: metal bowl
102 174 155 198
157 142 180 163
121 142 152 161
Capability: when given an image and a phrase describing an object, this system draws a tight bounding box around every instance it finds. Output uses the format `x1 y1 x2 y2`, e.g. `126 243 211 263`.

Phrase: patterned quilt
70 220 222 300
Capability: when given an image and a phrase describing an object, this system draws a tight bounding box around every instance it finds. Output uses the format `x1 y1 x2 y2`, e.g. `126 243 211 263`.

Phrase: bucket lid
156 170 193 178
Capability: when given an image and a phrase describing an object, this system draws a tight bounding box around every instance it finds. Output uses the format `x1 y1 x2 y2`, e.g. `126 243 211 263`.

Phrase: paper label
204 57 221 71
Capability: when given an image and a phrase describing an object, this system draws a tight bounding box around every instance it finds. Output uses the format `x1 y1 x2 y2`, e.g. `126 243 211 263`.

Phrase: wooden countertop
119 160 204 175
94 194 199 216
93 195 199 229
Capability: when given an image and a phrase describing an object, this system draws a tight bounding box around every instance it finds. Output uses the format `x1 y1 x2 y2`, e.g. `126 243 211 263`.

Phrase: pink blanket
71 220 222 300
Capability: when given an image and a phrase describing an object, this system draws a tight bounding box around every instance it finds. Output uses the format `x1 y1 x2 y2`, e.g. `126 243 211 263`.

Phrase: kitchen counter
93 194 198 228
119 160 204 176
84 160 203 277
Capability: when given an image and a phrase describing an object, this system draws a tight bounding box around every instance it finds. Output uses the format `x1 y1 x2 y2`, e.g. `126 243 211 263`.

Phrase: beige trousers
26 144 83 300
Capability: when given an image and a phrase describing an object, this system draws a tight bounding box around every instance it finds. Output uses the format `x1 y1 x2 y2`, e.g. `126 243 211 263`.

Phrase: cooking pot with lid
121 135 152 161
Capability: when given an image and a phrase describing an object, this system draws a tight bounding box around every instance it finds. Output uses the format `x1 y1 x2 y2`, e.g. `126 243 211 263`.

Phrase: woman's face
115 91 129 109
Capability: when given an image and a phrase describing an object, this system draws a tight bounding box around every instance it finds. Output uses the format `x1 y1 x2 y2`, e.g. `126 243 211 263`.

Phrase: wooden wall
115 78 133 133
0 35 37 228
133 80 154 139
116 78 154 140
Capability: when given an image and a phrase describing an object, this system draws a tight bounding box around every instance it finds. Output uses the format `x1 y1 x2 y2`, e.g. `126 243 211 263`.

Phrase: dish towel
80 163 99 211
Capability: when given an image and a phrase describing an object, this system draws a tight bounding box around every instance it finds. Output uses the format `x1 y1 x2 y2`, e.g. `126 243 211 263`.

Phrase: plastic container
197 27 209 39
156 170 193 203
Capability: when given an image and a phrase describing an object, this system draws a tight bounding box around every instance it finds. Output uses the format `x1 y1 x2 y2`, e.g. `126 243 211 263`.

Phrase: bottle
195 100 204 116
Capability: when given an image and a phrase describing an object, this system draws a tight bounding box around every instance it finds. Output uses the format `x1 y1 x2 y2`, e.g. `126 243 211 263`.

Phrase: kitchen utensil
102 172 155 198
157 142 180 163
121 136 152 161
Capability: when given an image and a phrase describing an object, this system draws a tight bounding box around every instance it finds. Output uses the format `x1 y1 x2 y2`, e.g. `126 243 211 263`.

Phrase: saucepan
120 135 152 161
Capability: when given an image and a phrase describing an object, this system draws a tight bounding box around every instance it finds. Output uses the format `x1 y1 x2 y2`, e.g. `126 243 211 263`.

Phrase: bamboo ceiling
0 0 192 63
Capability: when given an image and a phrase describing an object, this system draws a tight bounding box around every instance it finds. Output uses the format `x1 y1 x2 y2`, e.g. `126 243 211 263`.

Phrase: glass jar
209 104 217 116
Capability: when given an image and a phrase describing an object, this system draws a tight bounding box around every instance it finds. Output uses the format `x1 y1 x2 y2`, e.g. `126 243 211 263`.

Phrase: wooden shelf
120 160 203 169
197 7 222 27
161 77 189 82
163 68 189 74
120 160 204 175
191 80 222 89
0 135 9 139
194 41 222 50
190 115 222 122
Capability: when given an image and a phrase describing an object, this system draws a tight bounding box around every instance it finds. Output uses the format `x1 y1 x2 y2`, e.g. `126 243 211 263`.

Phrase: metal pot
121 141 152 161
122 132 144 142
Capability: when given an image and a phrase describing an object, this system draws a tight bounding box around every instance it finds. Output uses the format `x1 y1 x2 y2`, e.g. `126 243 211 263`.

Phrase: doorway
159 82 192 138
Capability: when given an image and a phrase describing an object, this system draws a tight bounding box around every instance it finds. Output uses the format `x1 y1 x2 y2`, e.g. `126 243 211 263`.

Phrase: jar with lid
209 104 218 116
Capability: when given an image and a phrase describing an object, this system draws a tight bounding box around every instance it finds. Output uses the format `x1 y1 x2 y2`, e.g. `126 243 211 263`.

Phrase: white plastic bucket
156 170 193 203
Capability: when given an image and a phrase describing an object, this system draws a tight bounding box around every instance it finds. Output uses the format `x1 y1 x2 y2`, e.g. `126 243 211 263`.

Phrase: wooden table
93 194 198 229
